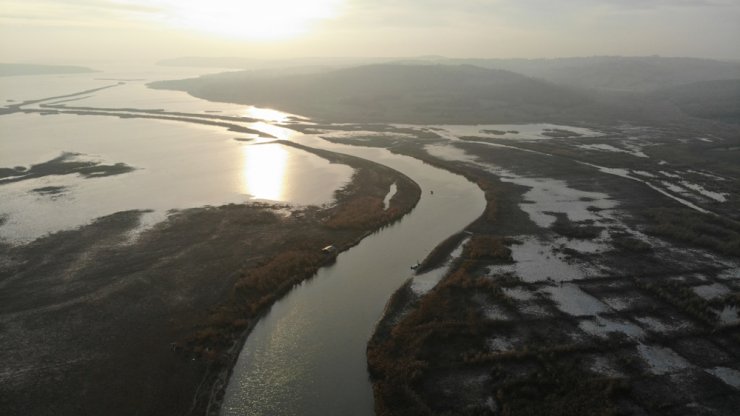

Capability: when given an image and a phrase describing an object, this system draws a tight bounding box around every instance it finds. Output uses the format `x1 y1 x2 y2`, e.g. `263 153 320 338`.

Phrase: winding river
0 73 486 415
220 130 486 415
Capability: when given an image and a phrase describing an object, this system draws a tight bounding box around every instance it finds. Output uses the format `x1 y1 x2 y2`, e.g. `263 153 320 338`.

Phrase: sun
156 0 342 40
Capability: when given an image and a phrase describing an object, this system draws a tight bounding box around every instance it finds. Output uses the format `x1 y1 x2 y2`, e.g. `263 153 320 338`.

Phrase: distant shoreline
0 63 97 77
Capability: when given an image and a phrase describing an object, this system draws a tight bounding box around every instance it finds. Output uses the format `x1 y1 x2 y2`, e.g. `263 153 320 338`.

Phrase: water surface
221 134 486 416
0 72 351 243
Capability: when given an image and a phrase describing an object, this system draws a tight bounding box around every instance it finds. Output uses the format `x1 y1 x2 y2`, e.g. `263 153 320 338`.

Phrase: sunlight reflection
251 122 299 141
244 107 291 123
242 143 288 201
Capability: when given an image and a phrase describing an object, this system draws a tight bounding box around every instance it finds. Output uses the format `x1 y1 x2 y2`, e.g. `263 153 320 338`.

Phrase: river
219 127 486 415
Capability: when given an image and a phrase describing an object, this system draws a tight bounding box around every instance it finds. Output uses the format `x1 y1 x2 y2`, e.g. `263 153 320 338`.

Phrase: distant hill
653 79 740 124
156 56 740 93
157 57 260 69
0 63 96 77
151 64 594 124
157 56 394 70
438 56 740 92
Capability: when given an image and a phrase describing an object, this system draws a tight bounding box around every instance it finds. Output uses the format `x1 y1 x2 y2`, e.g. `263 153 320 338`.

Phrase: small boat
410 261 421 270
322 245 338 254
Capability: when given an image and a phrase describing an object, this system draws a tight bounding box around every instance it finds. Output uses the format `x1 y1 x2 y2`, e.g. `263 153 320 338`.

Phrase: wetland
2 59 739 416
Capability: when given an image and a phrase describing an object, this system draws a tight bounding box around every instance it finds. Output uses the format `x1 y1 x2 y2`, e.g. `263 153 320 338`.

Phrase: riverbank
0 139 420 416
194 140 421 415
216 128 486 415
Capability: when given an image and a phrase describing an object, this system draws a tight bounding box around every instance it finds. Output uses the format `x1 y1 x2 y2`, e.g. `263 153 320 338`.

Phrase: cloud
1 0 738 61
4 0 736 30
0 0 161 27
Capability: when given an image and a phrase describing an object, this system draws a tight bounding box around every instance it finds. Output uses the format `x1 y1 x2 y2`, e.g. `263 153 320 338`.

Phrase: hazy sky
2 0 739 64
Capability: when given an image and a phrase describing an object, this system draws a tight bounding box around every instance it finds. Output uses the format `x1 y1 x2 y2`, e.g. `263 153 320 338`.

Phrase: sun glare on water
242 143 288 201
156 0 342 40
